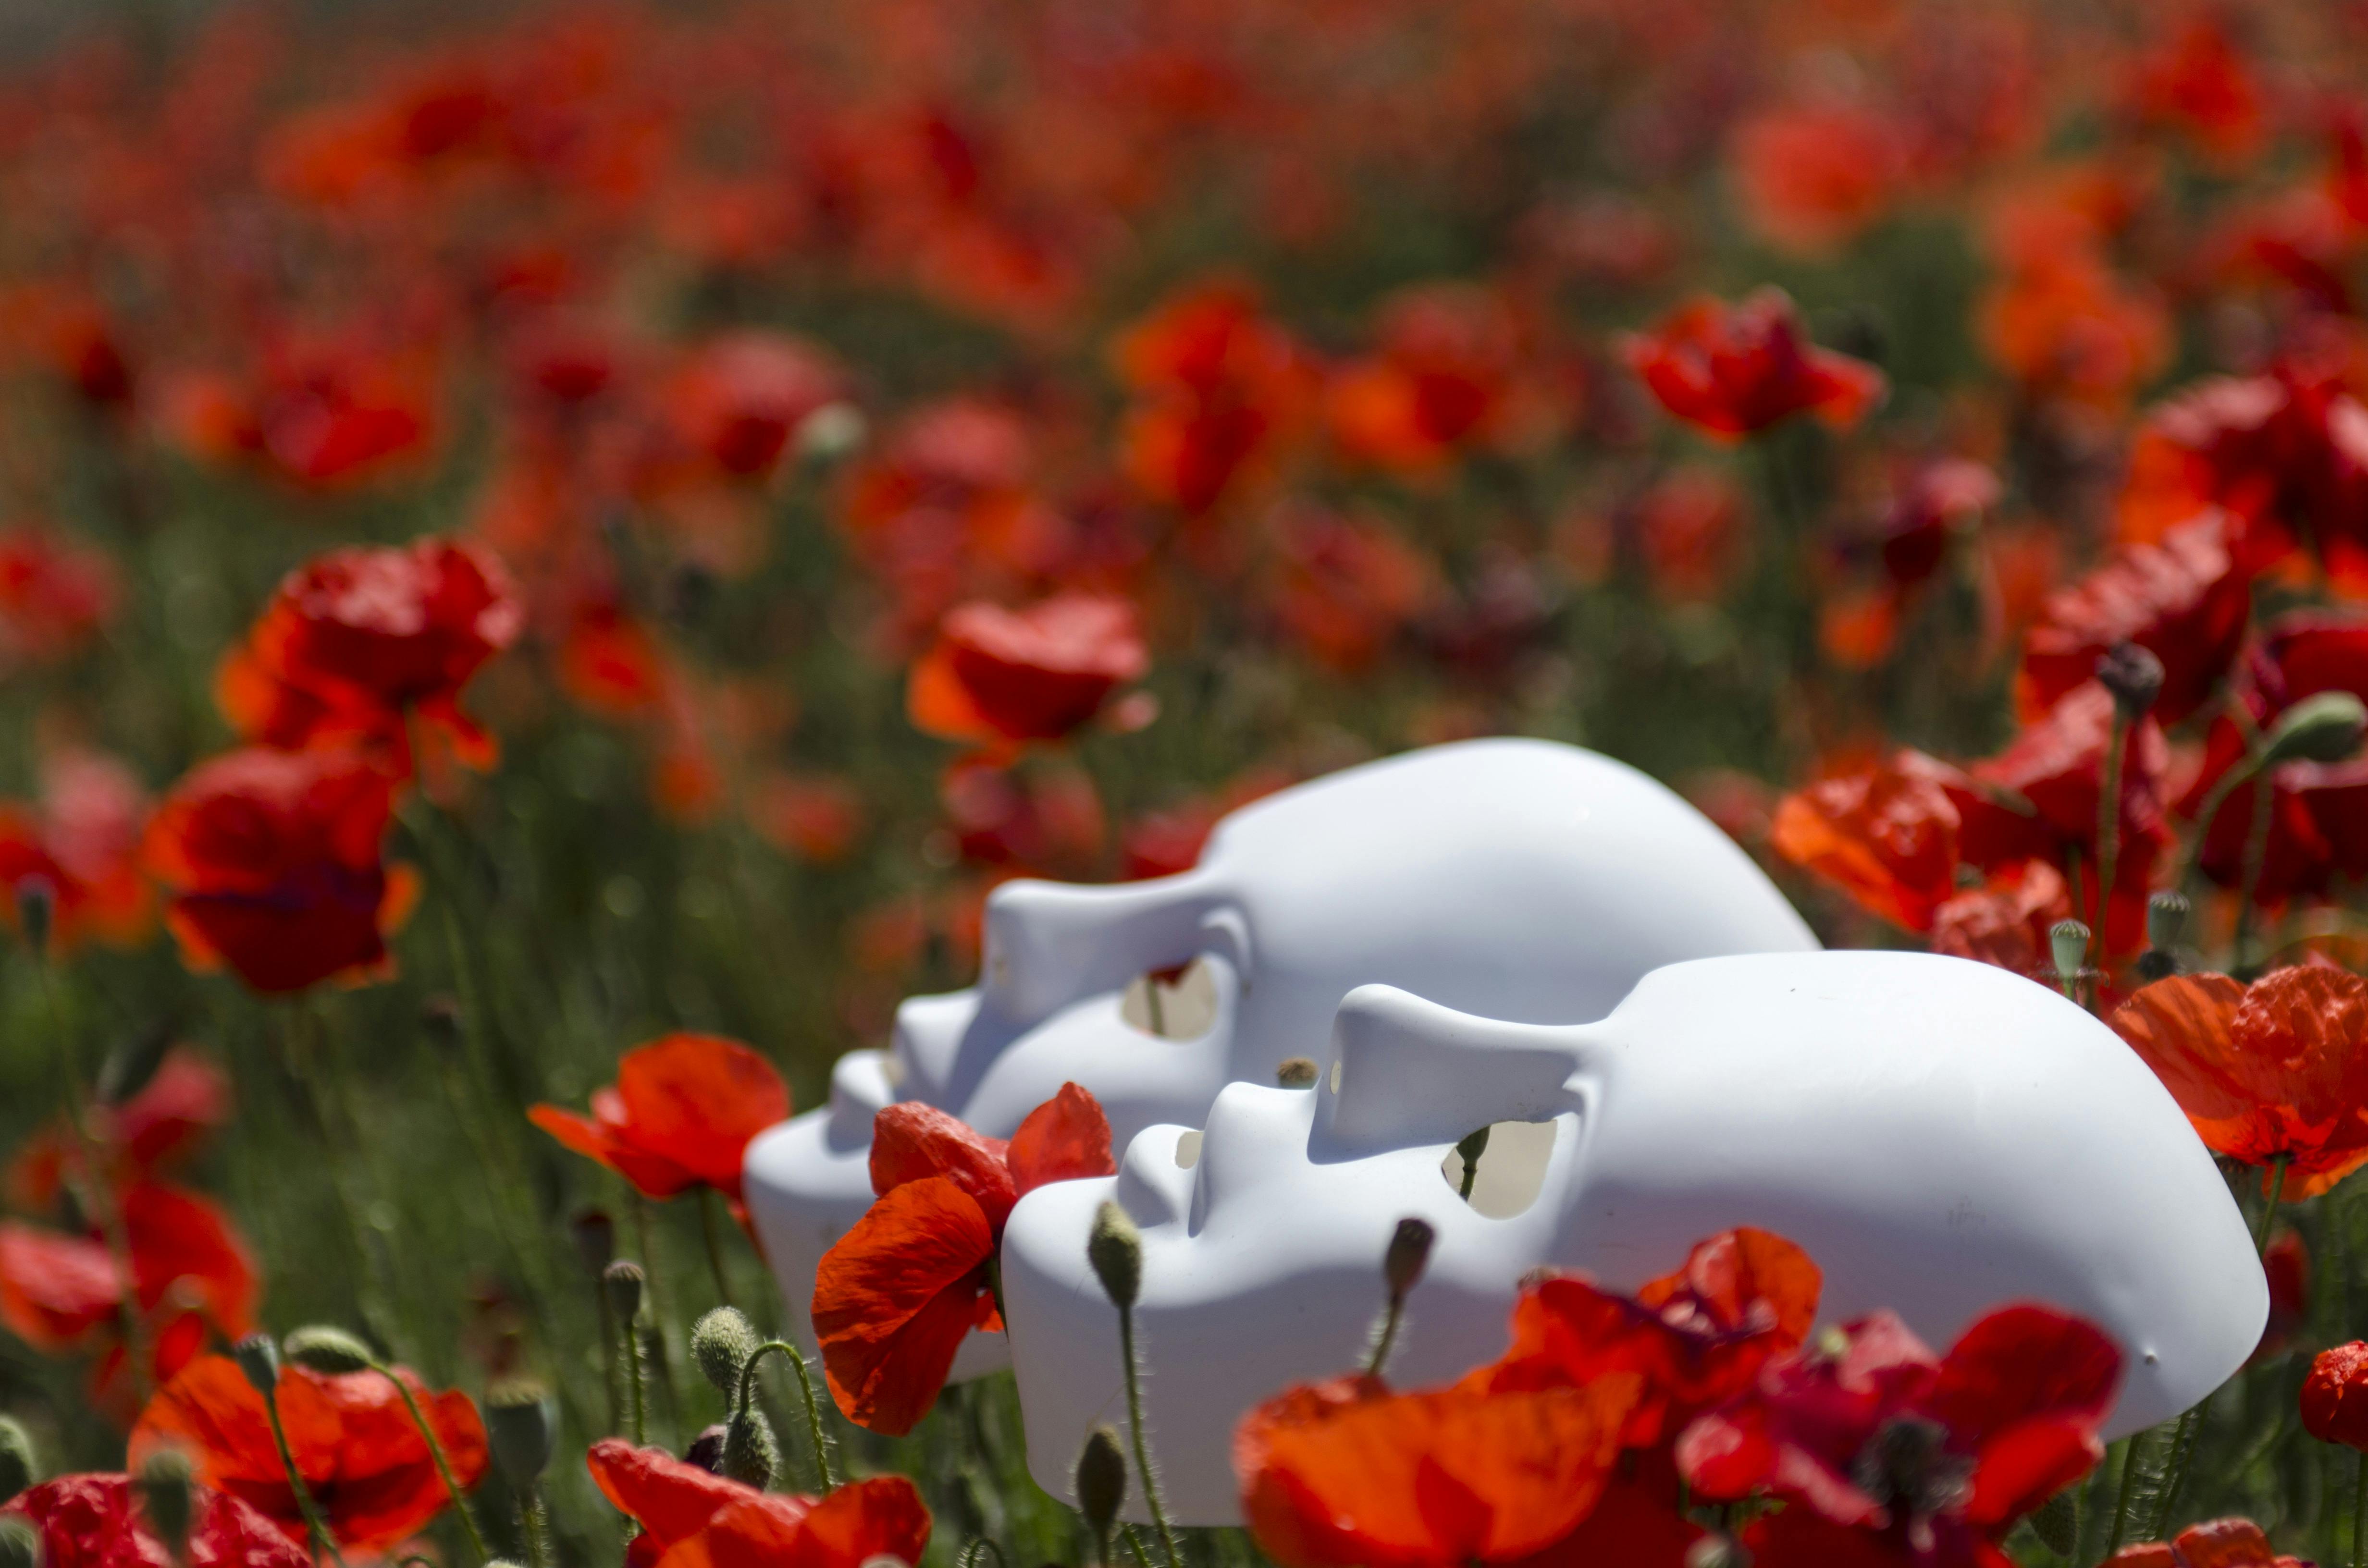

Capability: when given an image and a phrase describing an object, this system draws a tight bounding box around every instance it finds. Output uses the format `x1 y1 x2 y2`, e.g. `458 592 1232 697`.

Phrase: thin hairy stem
264 1382 350 1568
372 1362 489 1564
1117 1306 1181 1568
739 1340 836 1491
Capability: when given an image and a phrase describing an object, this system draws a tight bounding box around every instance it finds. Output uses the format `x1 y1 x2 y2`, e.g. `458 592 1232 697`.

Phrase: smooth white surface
1000 952 2268 1524
742 737 1819 1369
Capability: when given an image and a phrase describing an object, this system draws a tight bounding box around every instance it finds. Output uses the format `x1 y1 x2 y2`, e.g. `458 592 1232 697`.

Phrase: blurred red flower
2304 1342 2368 1448
1678 1305 2119 1568
1634 469 1748 604
1979 247 2169 410
1325 283 1539 474
0 526 118 667
1115 282 1316 514
2110 966 2368 1198
908 595 1149 749
143 748 409 994
588 1439 931 1568
665 332 841 479
131 1353 487 1552
1264 505 1439 672
5 1473 308 1568
2130 16 2264 163
1624 290 1884 440
1731 104 1907 255
1771 751 1970 932
1236 1373 1641 1568
220 538 522 776
1930 859 2072 977
2020 512 2252 724
0 747 153 951
530 1033 790 1215
2109 1518 2310 1568
812 1084 1114 1434
2256 1229 2310 1362
8 1046 229 1212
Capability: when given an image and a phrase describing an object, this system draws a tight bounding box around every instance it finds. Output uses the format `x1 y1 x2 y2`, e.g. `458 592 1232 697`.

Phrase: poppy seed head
233 1333 282 1397
1088 1200 1143 1311
2094 641 2164 721
603 1260 646 1321
485 1378 557 1485
2048 919 2089 987
570 1209 616 1275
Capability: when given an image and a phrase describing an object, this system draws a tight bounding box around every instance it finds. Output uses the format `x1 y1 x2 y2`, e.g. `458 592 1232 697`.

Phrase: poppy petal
868 1103 1018 1225
1006 1082 1117 1194
1925 1304 2122 1447
811 1176 997 1435
614 1034 793 1198
587 1438 760 1549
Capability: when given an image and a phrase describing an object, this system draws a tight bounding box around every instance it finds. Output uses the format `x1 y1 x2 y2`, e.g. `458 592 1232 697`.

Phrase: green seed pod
0 1416 36 1503
1073 1424 1127 1548
1384 1217 1436 1299
282 1326 376 1375
1087 1201 1142 1311
484 1378 557 1486
1274 1057 1319 1089
2264 691 2368 766
2145 890 2189 954
719 1409 779 1490
233 1334 282 1398
2048 920 2089 989
690 1308 760 1397
603 1260 645 1322
136 1447 195 1565
0 1514 38 1568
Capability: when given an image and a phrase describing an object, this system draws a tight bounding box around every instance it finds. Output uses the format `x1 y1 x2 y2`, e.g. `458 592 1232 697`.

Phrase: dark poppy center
1851 1414 1973 1521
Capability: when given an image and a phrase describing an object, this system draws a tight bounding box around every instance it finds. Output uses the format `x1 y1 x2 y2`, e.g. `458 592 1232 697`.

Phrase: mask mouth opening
1440 1117 1560 1219
1119 956 1221 1041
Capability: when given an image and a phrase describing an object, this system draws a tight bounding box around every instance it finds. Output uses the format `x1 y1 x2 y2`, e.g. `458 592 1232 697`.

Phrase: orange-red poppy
0 1181 257 1364
1770 752 1970 933
142 747 410 995
588 1438 931 1568
130 1351 487 1552
8 1046 229 1212
1114 281 1317 515
530 1033 791 1214
0 746 153 952
2019 512 2252 724
1623 289 1884 441
1730 104 1907 256
2302 1341 2368 1449
2108 1519 2310 1568
665 332 841 479
1235 1372 1642 1568
811 1085 1114 1435
2110 966 2368 1197
907 596 1149 749
6 1473 308 1568
0 525 118 667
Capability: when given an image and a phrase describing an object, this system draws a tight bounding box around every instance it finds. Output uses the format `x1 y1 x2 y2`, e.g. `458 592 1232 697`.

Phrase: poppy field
12 0 2368 1566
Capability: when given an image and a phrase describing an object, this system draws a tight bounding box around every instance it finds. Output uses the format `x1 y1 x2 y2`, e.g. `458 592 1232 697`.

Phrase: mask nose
1314 985 1590 1158
890 989 982 1105
978 869 1235 1027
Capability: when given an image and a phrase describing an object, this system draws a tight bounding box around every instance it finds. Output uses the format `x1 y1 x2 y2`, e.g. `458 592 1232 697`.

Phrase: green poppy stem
370 1360 490 1565
1116 1303 1181 1568
738 1341 836 1492
262 1381 349 1568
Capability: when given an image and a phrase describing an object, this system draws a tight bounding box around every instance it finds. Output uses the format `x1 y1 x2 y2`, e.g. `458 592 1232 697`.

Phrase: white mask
743 736 1817 1377
999 950 2266 1524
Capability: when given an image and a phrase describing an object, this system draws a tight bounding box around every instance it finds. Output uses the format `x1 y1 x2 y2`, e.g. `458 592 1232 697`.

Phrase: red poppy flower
9 1046 230 1212
1265 505 1439 673
530 1033 791 1214
143 747 407 995
0 1181 258 1359
1677 1305 2119 1568
907 596 1149 749
1114 282 1316 514
1235 1372 1644 1568
2129 17 2264 163
588 1439 930 1568
130 1352 488 1552
6 1472 309 1568
2303 1341 2368 1450
236 340 436 490
0 747 153 951
1324 284 1534 474
1979 247 2169 411
2107 1518 2310 1568
2019 512 2253 725
220 538 521 775
2111 967 2368 1198
1771 752 1971 933
812 1084 1115 1435
0 526 118 666
1623 289 1885 440
666 332 841 478
1730 104 1907 256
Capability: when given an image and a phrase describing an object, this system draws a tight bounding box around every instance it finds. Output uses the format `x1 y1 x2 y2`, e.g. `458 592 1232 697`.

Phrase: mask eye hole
1441 1119 1558 1219
1120 956 1219 1041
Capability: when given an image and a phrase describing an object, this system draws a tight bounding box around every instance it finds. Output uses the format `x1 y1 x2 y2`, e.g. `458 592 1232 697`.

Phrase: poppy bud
0 1515 36 1568
571 1209 616 1275
0 1416 34 1503
2049 919 2088 995
1275 1057 1319 1089
136 1446 194 1565
420 995 464 1052
1074 1425 1128 1553
685 1424 729 1473
1088 1200 1143 1311
283 1325 376 1375
1384 1217 1436 1300
2095 642 2164 722
690 1307 760 1396
96 1020 178 1107
720 1408 780 1490
233 1333 282 1396
2264 691 2368 766
485 1378 557 1486
13 878 51 960
603 1260 645 1322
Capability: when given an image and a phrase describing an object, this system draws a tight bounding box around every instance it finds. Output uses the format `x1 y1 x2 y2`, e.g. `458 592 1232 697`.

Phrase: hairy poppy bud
571 1209 616 1275
720 1408 780 1490
0 1416 34 1503
1275 1057 1319 1089
1074 1425 1127 1552
1088 1201 1142 1311
282 1325 376 1375
14 879 51 960
1384 1217 1436 1299
137 1447 194 1565
485 1378 557 1485
233 1333 282 1397
685 1425 729 1474
603 1260 645 1322
0 1515 37 1568
2048 919 2088 993
420 995 464 1052
690 1307 760 1396
2095 642 2164 721
2265 691 2368 766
